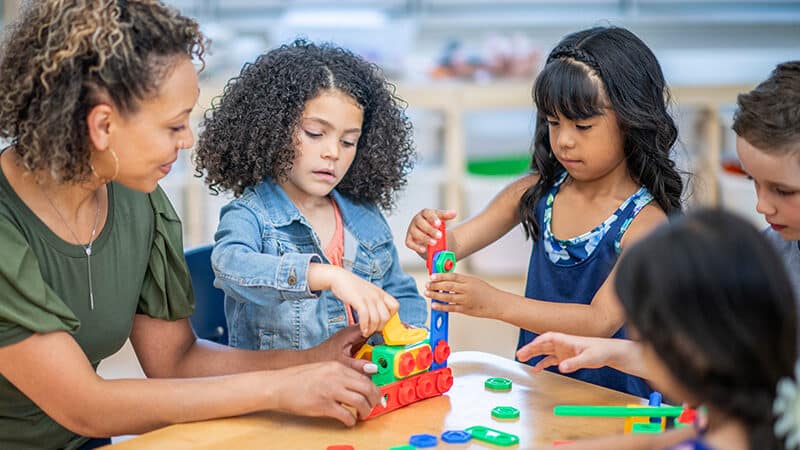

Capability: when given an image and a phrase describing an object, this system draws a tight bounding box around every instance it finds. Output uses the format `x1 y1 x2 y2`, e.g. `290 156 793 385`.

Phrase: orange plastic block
382 314 428 346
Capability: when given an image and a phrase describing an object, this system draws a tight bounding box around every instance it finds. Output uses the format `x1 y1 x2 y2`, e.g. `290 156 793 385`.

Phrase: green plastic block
465 426 519 447
387 445 416 450
632 422 663 434
371 340 429 386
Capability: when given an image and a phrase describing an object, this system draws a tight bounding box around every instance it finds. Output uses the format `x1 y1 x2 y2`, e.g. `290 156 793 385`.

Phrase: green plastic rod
554 405 683 417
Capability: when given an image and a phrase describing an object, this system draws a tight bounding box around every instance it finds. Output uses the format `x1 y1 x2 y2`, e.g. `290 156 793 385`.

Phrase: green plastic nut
484 377 512 391
491 406 520 420
434 251 456 274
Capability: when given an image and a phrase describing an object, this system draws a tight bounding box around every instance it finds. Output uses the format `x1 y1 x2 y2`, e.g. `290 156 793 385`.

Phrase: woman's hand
306 325 378 374
271 361 381 426
424 272 502 319
405 208 457 258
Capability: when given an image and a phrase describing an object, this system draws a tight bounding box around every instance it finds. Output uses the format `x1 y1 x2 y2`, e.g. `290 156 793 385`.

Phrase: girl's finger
532 355 559 372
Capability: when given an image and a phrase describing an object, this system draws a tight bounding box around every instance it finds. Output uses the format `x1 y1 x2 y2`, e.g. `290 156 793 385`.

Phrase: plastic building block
441 430 472 443
485 377 512 391
464 426 519 447
383 314 428 346
648 391 663 424
388 446 416 450
371 341 433 386
492 406 520 420
409 433 437 448
632 422 663 434
433 250 456 274
353 343 372 361
360 221 456 420
366 367 453 419
426 220 449 275
553 405 683 417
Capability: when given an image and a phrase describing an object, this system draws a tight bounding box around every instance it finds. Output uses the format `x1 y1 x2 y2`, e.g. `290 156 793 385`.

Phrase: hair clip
774 359 800 449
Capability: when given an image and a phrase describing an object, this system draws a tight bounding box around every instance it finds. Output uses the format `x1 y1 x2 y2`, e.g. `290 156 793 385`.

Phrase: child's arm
426 203 666 337
406 174 537 260
516 332 648 379
532 427 696 450
213 200 397 337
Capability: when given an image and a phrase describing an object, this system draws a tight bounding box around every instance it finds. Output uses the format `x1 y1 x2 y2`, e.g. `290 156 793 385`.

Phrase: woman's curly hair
0 0 206 183
195 39 415 211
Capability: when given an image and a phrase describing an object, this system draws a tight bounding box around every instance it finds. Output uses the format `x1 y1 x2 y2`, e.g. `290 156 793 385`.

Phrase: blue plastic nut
441 430 472 443
409 433 438 448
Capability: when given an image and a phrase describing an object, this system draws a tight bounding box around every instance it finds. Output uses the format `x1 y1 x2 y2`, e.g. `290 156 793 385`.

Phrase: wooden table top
107 351 647 449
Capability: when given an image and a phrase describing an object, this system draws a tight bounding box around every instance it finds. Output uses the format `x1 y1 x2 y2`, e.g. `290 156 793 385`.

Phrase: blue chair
184 244 228 345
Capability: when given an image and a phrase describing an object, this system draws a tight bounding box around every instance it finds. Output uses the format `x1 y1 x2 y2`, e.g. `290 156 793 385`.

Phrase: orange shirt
323 199 354 325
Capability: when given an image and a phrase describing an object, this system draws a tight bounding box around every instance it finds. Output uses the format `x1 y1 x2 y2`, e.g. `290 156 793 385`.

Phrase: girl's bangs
534 59 606 120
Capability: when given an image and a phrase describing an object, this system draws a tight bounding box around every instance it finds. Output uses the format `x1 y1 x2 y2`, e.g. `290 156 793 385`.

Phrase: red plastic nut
433 341 451 364
398 352 416 377
416 346 433 370
398 381 417 405
436 370 454 393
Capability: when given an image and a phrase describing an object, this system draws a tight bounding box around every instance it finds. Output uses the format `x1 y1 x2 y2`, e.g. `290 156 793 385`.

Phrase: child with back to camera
405 26 683 396
528 209 798 450
195 40 427 351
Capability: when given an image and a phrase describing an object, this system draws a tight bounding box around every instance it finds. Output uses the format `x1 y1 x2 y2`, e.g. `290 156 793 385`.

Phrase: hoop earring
91 148 120 184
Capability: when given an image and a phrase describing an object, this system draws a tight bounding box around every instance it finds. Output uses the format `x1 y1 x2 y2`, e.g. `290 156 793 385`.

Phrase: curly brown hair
194 39 415 211
0 0 207 183
733 60 800 155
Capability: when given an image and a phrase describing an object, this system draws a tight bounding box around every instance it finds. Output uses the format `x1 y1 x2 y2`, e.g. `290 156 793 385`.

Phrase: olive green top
0 164 195 450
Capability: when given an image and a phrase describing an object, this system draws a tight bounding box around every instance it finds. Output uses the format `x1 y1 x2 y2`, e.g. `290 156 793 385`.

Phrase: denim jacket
211 180 427 350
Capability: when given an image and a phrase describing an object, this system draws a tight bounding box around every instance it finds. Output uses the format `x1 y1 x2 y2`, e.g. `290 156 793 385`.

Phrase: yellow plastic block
354 344 373 361
392 343 433 379
382 314 428 346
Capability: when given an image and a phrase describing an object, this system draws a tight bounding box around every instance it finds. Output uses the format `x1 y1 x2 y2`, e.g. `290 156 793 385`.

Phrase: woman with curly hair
0 3 381 449
195 40 427 351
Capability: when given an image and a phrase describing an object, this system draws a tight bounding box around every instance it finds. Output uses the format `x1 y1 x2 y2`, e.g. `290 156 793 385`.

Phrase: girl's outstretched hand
405 208 457 258
516 332 618 374
424 272 500 319
330 270 399 337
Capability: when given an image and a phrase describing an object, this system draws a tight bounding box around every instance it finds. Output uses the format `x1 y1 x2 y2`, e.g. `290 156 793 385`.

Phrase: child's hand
405 208 457 257
516 332 616 373
330 271 399 337
424 272 500 319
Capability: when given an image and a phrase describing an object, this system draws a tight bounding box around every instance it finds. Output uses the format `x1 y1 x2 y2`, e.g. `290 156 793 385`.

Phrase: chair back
184 244 228 344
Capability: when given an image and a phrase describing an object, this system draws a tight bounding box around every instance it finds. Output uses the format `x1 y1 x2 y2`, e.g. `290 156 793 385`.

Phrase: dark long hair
616 209 797 450
518 26 683 240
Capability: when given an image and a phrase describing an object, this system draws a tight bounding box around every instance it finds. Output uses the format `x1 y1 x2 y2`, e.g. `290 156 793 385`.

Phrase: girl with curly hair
0 3 381 449
406 26 684 397
195 40 427 351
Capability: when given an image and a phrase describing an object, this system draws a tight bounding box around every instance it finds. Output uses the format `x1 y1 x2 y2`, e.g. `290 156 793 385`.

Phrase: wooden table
107 351 647 449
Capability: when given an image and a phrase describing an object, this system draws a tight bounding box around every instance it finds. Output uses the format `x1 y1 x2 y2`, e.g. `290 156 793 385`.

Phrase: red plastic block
365 367 453 419
426 221 448 275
